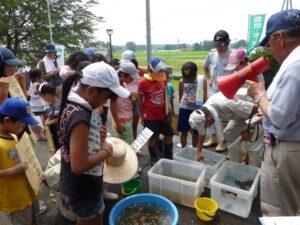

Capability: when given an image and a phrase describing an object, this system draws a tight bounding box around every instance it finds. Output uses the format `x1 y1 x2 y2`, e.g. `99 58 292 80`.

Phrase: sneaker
203 136 218 147
216 141 226 152
103 191 119 201
36 202 48 216
176 143 182 148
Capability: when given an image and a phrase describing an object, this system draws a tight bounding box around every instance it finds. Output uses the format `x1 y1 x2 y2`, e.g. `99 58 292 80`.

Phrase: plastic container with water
174 147 226 188
210 160 260 218
148 158 206 208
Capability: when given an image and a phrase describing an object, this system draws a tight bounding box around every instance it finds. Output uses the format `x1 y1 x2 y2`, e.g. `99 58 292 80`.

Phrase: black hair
117 70 130 77
58 72 117 123
67 51 90 70
181 61 198 77
29 68 42 81
200 106 212 121
111 58 120 66
76 60 92 72
130 59 139 68
40 83 57 96
92 53 107 63
0 114 19 124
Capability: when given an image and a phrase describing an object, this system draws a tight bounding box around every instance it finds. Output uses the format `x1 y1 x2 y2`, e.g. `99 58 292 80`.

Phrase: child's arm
0 77 9 104
0 162 28 177
109 98 124 134
70 122 112 174
45 118 58 126
178 79 183 102
203 78 208 103
138 94 144 124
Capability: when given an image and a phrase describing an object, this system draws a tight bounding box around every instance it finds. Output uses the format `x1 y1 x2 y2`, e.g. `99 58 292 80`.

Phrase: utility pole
146 0 152 64
281 0 293 10
46 0 53 43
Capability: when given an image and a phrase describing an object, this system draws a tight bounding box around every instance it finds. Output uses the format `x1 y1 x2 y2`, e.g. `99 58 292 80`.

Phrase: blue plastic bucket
109 193 179 225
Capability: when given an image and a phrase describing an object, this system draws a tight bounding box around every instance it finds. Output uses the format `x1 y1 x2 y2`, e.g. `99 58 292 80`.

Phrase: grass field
114 50 208 75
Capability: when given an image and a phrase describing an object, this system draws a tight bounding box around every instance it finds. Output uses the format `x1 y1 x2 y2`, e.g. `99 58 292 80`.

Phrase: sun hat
84 48 96 56
259 9 300 46
214 30 230 47
120 50 136 63
103 137 138 184
81 61 130 98
0 98 38 125
0 47 23 66
149 57 167 81
189 109 206 135
181 61 198 83
45 44 56 53
118 61 139 80
225 48 247 71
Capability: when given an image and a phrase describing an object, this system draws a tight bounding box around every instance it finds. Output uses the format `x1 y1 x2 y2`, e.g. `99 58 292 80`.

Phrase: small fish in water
117 203 172 225
235 179 254 190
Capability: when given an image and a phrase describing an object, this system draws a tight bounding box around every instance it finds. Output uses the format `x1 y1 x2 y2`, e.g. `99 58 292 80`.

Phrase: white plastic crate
148 158 206 208
210 160 260 218
174 147 226 188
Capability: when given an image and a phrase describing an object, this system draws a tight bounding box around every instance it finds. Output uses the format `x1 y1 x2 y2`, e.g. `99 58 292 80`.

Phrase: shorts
1 201 39 225
132 100 140 117
118 120 134 144
144 117 173 137
60 193 105 220
177 107 198 134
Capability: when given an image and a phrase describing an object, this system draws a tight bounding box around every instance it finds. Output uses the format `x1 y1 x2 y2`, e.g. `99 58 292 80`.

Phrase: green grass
114 50 208 75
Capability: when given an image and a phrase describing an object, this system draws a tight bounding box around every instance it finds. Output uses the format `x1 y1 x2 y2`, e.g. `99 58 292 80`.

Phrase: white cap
189 109 206 135
118 61 139 80
120 50 136 63
81 62 130 98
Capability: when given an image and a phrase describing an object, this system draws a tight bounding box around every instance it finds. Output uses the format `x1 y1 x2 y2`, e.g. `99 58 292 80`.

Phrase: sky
91 0 300 46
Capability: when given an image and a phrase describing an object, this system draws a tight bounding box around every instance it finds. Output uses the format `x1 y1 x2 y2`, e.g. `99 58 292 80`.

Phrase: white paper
259 216 300 225
131 127 154 152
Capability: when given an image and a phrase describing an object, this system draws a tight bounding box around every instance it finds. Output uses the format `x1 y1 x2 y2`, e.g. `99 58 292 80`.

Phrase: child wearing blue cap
0 97 39 225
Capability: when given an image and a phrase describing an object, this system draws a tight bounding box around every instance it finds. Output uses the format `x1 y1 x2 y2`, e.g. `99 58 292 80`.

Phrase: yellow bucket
194 197 218 221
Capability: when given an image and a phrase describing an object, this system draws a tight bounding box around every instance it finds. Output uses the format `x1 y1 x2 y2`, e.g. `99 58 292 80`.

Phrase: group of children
0 45 265 225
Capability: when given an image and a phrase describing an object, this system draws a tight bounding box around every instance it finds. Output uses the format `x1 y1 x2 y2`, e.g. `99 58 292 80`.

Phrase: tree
193 43 201 51
0 0 103 56
126 42 137 52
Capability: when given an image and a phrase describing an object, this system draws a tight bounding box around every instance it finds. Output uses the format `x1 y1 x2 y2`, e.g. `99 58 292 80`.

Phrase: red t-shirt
138 77 166 120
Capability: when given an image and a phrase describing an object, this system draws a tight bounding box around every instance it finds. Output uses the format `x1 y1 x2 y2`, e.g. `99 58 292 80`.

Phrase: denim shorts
132 99 140 116
60 193 105 220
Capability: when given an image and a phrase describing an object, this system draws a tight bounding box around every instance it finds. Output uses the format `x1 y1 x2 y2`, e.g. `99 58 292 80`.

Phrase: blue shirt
263 52 300 141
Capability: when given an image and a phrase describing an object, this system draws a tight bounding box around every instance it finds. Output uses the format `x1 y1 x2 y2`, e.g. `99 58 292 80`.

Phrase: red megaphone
217 57 271 99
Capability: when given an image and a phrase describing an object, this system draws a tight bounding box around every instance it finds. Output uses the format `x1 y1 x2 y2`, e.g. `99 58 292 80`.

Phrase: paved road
34 89 262 225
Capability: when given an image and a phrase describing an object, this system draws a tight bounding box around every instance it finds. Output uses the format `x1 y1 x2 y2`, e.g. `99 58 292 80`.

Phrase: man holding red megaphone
246 9 300 217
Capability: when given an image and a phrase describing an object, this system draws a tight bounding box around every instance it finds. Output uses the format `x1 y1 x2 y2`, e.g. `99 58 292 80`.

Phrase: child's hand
116 123 124 134
15 73 26 86
197 151 204 161
102 141 113 157
45 118 51 126
13 162 28 175
0 77 9 92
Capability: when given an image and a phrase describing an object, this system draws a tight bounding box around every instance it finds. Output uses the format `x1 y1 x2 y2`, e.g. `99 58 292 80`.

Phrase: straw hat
103 137 138 184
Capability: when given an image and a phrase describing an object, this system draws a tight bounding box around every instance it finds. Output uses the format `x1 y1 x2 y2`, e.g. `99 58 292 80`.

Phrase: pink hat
225 48 247 71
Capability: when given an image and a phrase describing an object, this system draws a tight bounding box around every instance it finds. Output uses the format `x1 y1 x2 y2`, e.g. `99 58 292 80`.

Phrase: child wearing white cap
58 61 129 224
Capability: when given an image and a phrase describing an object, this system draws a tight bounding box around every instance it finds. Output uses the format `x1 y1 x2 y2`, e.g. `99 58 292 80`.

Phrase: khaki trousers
261 141 300 216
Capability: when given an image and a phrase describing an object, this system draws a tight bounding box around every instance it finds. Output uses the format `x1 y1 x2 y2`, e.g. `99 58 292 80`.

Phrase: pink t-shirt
116 96 132 122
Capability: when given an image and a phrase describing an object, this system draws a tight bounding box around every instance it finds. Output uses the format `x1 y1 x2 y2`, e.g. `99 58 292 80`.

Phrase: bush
248 47 280 89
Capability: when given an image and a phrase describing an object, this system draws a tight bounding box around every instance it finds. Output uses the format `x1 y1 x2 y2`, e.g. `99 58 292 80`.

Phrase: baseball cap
181 61 198 83
45 44 56 53
120 50 136 63
189 109 206 135
149 57 167 81
81 61 130 98
0 47 23 66
225 48 247 71
84 48 96 56
0 98 38 125
214 30 230 47
118 61 139 80
259 9 300 46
